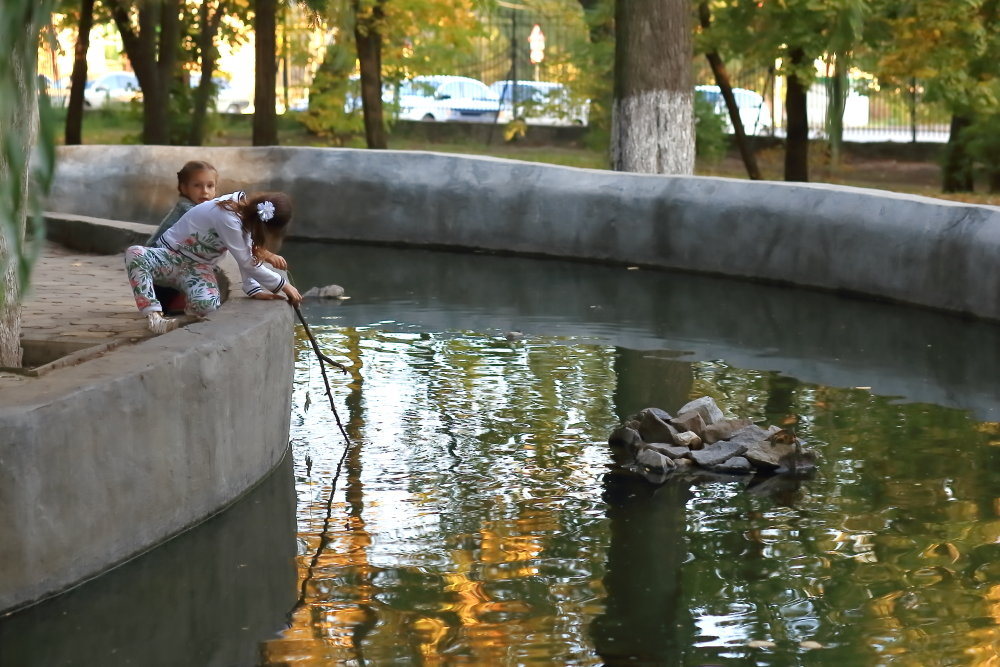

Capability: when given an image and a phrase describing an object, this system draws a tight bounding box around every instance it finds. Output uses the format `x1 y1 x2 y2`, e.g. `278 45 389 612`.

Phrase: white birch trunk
611 0 694 175
612 89 695 174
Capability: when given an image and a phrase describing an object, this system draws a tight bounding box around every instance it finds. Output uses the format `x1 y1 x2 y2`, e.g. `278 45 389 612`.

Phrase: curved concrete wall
0 259 294 614
48 144 1000 321
0 454 297 666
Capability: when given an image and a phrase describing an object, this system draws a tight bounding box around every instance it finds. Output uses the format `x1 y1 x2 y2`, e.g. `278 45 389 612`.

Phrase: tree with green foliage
696 0 761 180
61 0 248 146
576 0 614 149
706 0 866 182
301 0 487 144
1 0 57 366
188 0 234 146
106 0 182 145
873 0 1000 192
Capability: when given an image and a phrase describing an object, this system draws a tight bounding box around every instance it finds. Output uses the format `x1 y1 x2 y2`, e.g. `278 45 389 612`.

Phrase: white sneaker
147 311 178 334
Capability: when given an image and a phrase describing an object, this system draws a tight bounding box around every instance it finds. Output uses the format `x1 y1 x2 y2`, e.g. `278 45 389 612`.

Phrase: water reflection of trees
263 328 621 664
262 328 1000 665
681 365 1000 665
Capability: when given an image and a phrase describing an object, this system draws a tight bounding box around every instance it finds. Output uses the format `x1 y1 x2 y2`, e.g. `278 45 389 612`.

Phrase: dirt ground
699 144 1000 207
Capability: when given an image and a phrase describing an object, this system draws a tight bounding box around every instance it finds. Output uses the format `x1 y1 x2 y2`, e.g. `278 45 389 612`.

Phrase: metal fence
420 9 955 144
692 63 951 143
441 9 591 126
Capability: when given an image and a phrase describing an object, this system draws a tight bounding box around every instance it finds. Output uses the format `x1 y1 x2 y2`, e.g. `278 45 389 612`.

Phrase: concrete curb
43 212 152 254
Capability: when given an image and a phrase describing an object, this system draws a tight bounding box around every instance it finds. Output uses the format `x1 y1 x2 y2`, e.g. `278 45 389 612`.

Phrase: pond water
3 242 1000 666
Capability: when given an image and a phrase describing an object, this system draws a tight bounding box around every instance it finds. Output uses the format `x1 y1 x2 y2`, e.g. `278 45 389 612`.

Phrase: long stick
293 302 350 434
290 302 355 613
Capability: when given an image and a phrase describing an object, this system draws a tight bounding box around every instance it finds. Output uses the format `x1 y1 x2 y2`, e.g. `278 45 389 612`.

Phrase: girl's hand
252 292 282 300
282 283 303 305
259 249 288 270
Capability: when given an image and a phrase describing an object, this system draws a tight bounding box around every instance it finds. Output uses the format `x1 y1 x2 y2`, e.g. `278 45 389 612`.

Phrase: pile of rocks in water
608 396 819 482
302 284 350 299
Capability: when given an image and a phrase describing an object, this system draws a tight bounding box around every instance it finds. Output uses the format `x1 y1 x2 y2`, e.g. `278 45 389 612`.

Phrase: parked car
190 74 251 114
84 72 140 109
490 80 589 126
343 75 394 114
695 84 771 136
393 75 504 123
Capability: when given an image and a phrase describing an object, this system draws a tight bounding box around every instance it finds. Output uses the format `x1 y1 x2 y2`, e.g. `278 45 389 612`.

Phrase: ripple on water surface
261 242 1000 666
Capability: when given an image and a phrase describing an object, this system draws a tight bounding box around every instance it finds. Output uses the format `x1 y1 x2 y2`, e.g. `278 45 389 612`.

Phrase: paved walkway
20 242 152 346
0 243 157 387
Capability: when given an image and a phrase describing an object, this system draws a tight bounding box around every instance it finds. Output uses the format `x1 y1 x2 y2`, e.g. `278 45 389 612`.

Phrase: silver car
490 80 589 126
84 72 140 109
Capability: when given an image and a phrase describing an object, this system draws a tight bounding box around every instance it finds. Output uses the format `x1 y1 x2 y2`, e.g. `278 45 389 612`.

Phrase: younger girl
125 191 302 333
147 160 219 246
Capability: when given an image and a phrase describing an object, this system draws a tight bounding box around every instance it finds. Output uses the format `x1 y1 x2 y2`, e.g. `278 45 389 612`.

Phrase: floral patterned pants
124 245 221 316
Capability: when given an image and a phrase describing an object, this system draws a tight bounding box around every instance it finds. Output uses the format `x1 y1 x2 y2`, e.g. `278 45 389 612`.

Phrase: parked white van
695 85 771 136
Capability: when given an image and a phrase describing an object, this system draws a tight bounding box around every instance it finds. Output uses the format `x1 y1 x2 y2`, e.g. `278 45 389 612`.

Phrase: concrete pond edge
0 213 294 615
47 144 1000 322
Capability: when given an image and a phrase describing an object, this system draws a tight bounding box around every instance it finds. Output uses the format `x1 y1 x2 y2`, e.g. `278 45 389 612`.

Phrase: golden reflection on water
262 329 613 665
262 500 593 664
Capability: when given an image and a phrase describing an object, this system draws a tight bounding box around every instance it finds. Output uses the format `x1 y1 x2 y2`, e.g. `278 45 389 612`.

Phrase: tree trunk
1 2 49 367
153 0 180 144
0 232 22 367
826 55 847 168
253 0 279 146
611 0 694 174
110 0 180 145
190 1 226 146
942 114 974 192
65 0 94 145
784 47 809 182
354 0 388 149
697 1 760 180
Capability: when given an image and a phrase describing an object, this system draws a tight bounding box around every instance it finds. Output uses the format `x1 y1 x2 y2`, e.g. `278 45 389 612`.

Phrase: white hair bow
257 200 275 222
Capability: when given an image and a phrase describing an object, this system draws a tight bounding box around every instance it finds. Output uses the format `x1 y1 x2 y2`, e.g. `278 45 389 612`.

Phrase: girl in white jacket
125 190 302 333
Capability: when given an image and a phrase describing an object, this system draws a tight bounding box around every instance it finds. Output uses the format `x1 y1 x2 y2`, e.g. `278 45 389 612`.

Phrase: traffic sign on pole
528 24 545 65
